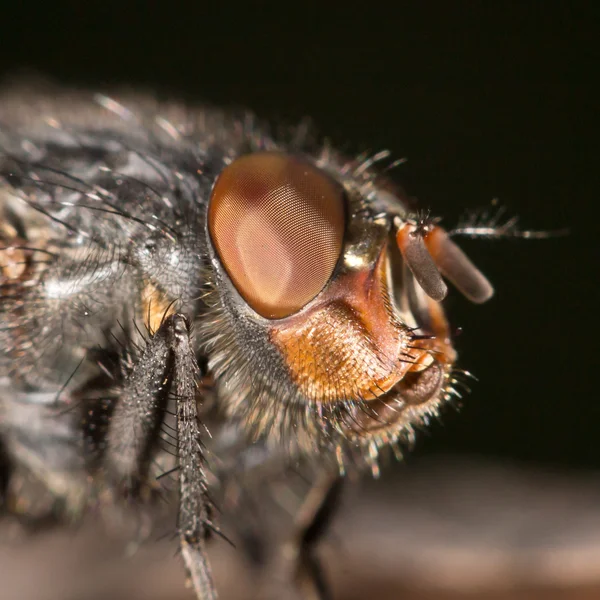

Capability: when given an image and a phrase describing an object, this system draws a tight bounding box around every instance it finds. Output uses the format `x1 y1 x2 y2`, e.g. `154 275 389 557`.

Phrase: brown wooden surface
2 458 600 600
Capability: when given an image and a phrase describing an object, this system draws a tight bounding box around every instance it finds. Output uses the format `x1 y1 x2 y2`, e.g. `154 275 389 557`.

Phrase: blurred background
0 2 597 599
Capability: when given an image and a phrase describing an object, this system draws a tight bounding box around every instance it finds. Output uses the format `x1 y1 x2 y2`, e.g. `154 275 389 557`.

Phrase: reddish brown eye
208 152 345 319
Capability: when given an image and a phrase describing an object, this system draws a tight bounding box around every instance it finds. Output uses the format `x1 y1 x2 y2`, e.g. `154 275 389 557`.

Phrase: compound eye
208 152 345 319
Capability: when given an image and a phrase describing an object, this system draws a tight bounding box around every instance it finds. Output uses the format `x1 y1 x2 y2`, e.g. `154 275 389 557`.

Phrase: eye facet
208 152 345 319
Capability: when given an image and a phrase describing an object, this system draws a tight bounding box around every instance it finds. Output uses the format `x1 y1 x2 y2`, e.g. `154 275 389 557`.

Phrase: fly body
0 83 543 599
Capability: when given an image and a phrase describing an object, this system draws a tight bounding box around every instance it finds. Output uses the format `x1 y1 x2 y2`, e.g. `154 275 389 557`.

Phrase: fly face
0 86 550 600
201 149 493 470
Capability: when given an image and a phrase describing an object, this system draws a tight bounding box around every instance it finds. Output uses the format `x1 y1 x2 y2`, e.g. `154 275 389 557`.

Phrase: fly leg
260 472 343 600
291 473 343 600
171 314 215 600
104 313 216 600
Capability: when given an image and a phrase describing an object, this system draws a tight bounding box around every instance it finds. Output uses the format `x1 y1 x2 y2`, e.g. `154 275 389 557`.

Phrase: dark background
1 2 596 469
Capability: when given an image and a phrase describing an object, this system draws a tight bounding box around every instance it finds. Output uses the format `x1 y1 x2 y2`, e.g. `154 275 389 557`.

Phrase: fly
0 82 557 599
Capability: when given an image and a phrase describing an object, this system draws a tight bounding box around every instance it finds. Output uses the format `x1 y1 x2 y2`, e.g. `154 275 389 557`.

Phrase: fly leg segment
260 472 343 600
292 474 343 600
104 313 215 600
171 315 216 600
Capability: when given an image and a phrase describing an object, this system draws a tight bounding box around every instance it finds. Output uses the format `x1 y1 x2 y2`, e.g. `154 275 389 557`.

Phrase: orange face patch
270 246 428 404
